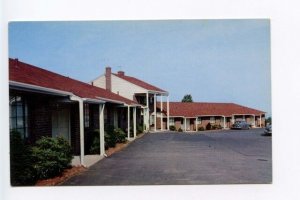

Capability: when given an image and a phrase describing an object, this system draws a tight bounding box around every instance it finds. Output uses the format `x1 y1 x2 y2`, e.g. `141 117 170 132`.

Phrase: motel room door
52 107 70 142
186 118 190 131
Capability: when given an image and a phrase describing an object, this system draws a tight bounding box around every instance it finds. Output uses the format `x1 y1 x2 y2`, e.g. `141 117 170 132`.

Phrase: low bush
89 129 100 154
178 128 183 132
105 132 117 148
169 125 176 131
104 126 128 148
10 130 37 186
31 136 73 180
104 125 117 148
206 123 212 130
115 128 126 143
137 125 144 134
198 126 205 131
212 124 222 130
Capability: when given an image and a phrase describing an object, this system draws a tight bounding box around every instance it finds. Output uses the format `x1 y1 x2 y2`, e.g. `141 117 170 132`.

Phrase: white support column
154 93 157 131
243 115 245 121
184 118 187 132
133 107 137 138
70 96 85 165
79 100 85 166
232 115 235 124
195 117 198 131
260 114 262 128
145 92 149 131
223 116 226 129
99 104 105 156
253 115 256 127
127 106 130 139
160 95 163 130
167 95 170 130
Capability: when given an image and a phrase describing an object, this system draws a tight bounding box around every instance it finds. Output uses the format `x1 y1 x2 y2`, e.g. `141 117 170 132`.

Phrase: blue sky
9 20 271 116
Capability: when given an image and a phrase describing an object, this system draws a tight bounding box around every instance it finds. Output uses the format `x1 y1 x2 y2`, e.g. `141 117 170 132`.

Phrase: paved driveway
62 129 272 185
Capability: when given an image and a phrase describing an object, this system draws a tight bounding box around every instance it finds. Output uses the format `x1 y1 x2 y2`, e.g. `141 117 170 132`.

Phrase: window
210 116 215 124
149 97 154 104
84 104 89 127
9 95 28 139
197 117 202 124
169 118 175 126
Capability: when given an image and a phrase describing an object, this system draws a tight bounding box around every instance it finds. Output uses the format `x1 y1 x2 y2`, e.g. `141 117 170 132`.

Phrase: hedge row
169 123 223 132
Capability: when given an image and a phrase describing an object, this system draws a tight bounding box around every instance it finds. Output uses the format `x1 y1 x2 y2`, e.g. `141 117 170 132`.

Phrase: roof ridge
113 71 166 92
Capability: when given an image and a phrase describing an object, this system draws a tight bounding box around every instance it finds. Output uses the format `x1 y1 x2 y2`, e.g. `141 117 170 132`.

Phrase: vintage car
231 121 250 130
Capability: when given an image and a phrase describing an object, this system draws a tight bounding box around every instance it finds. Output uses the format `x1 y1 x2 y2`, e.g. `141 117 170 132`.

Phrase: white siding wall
92 74 148 100
92 75 106 89
111 75 147 100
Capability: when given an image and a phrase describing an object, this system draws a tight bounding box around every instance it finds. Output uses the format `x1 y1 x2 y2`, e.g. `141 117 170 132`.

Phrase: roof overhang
83 98 106 104
147 90 169 95
95 96 125 105
231 113 265 116
9 81 73 97
196 114 226 117
166 115 185 118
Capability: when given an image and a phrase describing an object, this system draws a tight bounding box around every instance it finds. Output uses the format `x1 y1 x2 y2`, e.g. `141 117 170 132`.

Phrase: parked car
264 124 272 135
231 121 250 130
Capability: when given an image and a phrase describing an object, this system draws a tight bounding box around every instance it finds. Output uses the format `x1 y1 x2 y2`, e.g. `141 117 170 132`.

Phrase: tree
265 116 272 125
181 94 193 102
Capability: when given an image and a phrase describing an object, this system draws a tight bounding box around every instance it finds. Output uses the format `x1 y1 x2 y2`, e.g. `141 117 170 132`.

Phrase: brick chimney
117 71 125 77
105 66 112 91
13 58 19 67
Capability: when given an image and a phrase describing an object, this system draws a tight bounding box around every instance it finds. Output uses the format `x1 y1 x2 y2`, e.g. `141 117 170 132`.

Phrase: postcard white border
1 0 300 200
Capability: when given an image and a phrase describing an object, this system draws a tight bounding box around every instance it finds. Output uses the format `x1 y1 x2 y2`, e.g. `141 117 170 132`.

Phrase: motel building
9 58 266 166
91 67 170 132
157 102 265 131
9 58 141 166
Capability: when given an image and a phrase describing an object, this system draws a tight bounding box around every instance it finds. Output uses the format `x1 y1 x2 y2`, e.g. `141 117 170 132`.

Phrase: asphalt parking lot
62 128 272 185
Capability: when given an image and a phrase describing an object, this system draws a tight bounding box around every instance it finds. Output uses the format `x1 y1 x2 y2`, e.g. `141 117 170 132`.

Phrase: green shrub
90 136 100 154
105 124 115 135
169 125 176 131
31 136 73 180
105 126 127 147
198 126 205 131
89 130 100 154
137 125 144 134
10 130 37 186
105 132 117 148
206 123 212 130
213 124 222 129
89 129 100 154
104 124 117 148
178 128 183 132
115 128 126 143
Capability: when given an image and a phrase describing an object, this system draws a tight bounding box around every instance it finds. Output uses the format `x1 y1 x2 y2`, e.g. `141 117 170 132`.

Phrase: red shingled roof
113 73 166 93
158 102 265 117
9 58 138 105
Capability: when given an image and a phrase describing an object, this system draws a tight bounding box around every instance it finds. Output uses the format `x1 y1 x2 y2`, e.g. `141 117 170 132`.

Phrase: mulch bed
35 132 146 186
35 166 87 186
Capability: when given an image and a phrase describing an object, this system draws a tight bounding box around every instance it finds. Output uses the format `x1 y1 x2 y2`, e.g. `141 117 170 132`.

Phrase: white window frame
197 117 202 124
9 95 29 139
169 117 175 126
210 116 215 124
84 103 90 128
